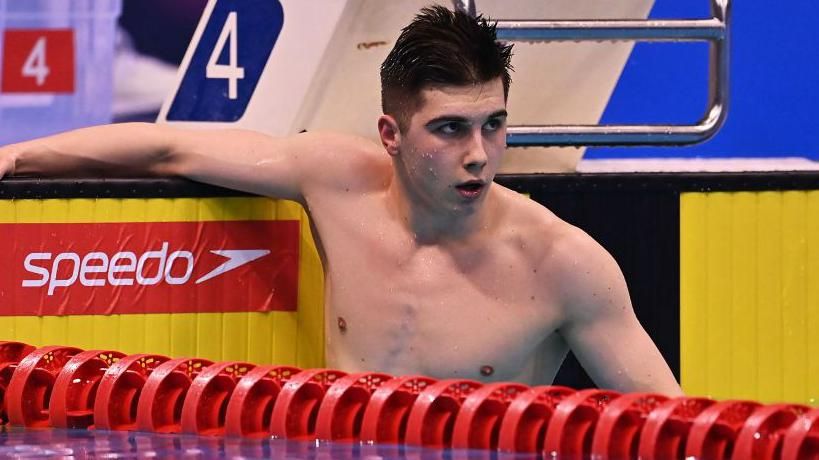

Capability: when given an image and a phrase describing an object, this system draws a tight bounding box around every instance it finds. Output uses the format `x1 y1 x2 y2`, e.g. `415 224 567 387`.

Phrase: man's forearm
3 123 175 178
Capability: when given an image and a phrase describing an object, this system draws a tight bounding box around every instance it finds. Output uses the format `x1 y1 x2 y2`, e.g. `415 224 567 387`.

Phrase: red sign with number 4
1 29 74 93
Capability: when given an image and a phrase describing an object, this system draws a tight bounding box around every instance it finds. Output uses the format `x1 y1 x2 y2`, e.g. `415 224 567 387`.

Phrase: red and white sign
0 220 300 316
1 29 75 93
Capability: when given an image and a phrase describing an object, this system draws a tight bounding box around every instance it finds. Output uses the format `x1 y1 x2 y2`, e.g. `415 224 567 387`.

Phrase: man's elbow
149 149 186 177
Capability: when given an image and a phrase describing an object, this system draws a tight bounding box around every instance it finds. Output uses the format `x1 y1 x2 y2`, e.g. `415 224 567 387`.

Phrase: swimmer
0 6 682 395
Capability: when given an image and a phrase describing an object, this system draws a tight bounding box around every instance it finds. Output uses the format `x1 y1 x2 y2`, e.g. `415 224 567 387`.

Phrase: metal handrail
453 0 731 147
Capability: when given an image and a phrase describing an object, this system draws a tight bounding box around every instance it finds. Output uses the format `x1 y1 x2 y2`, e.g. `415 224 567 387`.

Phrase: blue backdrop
586 0 819 159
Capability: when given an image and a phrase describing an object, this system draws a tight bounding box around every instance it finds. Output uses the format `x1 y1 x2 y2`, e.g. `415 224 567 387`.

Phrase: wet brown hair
380 5 514 131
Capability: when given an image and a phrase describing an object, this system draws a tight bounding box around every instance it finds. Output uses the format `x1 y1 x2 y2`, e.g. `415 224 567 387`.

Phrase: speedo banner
0 220 299 316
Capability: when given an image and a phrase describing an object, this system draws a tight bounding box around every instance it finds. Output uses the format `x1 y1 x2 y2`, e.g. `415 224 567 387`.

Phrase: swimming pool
2 172 819 460
0 427 525 460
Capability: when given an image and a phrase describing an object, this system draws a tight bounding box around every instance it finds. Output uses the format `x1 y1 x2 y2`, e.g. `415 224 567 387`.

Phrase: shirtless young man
0 6 682 395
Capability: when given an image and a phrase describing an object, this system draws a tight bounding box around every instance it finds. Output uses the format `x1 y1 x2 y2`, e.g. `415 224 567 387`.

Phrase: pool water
0 426 541 459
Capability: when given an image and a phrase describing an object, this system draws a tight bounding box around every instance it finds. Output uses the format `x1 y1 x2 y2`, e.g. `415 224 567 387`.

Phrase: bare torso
0 116 681 393
0 90 681 393
303 143 571 384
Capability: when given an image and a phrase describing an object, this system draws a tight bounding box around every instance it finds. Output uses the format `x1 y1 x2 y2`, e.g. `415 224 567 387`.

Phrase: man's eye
483 119 502 131
438 122 461 135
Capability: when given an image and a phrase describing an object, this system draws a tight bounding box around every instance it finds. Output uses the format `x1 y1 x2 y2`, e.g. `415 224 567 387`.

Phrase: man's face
396 78 507 214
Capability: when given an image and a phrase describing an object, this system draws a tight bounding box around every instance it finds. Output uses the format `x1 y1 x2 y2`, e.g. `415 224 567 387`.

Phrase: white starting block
157 0 654 173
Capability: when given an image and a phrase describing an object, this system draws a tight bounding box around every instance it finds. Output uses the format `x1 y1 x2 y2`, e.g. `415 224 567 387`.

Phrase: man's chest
328 272 563 381
323 231 562 380
308 192 565 379
325 217 546 312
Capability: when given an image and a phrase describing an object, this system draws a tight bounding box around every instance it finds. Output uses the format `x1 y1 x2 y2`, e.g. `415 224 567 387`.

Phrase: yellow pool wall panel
0 197 325 368
681 191 819 405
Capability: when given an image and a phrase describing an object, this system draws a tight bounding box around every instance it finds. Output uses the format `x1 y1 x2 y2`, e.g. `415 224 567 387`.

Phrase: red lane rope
0 341 817 459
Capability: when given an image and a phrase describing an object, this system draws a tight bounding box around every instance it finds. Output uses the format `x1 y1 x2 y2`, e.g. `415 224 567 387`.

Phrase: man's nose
463 131 488 172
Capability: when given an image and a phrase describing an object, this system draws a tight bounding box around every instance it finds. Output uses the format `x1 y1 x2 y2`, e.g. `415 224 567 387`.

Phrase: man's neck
387 175 495 245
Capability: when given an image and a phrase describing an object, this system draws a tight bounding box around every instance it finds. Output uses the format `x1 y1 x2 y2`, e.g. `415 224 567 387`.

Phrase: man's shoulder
493 184 571 242
294 131 391 190
294 131 384 159
493 185 614 279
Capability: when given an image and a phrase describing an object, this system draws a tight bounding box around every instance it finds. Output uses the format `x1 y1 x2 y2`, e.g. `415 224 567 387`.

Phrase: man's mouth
455 181 486 198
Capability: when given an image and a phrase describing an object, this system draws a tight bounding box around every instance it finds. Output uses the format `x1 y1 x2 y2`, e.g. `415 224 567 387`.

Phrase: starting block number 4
206 12 244 100
1 30 75 93
167 0 284 122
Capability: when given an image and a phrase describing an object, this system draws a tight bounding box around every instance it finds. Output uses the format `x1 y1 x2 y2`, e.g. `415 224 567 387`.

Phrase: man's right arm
0 123 367 203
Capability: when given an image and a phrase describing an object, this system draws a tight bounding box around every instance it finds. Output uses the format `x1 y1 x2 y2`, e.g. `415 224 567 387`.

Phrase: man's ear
377 114 402 157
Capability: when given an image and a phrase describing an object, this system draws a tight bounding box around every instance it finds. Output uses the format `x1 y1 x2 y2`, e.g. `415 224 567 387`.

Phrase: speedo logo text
22 242 270 296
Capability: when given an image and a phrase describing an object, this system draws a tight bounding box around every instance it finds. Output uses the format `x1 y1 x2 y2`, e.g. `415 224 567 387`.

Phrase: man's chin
449 196 486 215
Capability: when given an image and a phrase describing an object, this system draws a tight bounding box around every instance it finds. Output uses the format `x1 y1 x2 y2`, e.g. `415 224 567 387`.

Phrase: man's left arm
552 228 684 396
